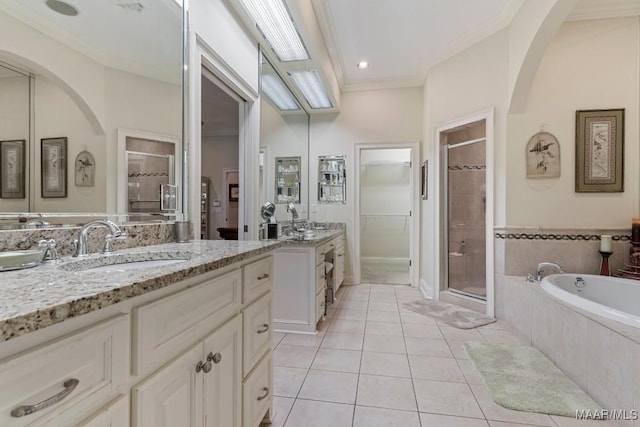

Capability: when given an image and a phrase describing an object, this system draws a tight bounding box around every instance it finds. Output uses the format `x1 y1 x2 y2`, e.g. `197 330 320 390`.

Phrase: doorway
434 109 495 316
199 67 241 240
354 143 419 287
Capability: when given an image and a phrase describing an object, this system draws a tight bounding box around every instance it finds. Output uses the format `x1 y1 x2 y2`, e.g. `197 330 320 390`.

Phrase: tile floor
265 284 620 427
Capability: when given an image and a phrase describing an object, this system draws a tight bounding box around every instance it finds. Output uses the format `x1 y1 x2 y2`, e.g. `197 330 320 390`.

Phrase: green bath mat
464 342 602 418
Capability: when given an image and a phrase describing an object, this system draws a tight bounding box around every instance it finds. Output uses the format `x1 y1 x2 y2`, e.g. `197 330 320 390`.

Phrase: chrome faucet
25 219 49 228
73 220 127 257
528 262 565 282
287 202 299 232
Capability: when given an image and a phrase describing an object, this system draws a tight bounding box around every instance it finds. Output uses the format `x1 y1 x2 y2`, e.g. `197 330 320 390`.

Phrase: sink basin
60 251 191 273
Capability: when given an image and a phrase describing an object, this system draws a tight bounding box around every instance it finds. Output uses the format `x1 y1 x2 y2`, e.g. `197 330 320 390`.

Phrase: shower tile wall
447 141 486 297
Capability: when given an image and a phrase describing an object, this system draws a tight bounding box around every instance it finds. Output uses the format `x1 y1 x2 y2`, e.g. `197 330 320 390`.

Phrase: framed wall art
575 109 624 193
0 140 26 199
74 150 95 187
526 131 560 178
229 183 239 202
41 137 67 198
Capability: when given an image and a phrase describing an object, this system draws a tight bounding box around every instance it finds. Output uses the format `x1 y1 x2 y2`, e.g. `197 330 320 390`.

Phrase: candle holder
599 250 612 276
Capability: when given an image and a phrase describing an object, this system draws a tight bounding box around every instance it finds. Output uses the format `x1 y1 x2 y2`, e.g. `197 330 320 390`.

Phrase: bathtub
541 274 640 328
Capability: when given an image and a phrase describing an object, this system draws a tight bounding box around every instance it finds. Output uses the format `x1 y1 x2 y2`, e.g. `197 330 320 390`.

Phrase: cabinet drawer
0 316 129 427
244 256 273 304
78 395 129 427
243 354 272 427
316 288 326 323
316 264 326 293
133 269 241 374
243 293 272 376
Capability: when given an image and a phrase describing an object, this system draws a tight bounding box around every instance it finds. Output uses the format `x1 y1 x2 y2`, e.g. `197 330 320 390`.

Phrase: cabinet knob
257 324 270 334
257 387 270 401
208 352 222 364
196 360 212 373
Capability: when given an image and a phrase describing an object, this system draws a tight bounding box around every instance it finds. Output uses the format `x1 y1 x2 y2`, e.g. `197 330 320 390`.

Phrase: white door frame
188 32 260 240
433 108 495 316
353 141 420 287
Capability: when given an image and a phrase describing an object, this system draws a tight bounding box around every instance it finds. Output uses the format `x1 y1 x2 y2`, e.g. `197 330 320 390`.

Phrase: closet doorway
354 143 419 287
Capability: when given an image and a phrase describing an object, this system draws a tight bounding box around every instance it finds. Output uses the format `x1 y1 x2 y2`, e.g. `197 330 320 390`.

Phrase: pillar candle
600 235 612 253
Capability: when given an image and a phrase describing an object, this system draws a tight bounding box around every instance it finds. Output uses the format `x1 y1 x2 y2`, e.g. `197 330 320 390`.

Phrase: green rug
464 342 602 418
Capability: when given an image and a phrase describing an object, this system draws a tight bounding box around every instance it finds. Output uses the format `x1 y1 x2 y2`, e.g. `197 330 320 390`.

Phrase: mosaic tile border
448 164 486 170
495 232 630 241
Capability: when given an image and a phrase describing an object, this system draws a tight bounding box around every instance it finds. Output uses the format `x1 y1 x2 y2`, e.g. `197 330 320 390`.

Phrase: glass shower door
446 140 486 299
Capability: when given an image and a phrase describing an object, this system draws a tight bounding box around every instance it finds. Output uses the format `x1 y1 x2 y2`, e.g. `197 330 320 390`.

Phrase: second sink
60 251 192 273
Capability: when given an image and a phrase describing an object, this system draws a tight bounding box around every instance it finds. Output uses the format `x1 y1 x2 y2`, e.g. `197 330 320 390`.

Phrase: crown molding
567 0 640 21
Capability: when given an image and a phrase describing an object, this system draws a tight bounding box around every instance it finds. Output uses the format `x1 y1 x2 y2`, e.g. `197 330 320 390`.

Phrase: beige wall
309 87 423 281
507 17 640 228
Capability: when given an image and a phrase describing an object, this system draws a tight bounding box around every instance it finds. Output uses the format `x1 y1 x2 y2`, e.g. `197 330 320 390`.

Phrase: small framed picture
0 140 26 199
74 150 95 187
575 109 624 192
421 160 428 200
229 183 239 202
41 137 67 198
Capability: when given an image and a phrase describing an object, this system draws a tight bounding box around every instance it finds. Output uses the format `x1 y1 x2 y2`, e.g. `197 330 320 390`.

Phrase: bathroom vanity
0 240 282 427
272 230 345 333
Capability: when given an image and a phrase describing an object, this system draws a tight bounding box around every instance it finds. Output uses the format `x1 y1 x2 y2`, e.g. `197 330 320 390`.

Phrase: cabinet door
78 395 129 427
202 316 242 427
133 345 203 427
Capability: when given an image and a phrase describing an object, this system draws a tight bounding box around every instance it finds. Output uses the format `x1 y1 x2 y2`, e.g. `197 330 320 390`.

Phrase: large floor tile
550 415 626 426
298 370 359 404
420 413 490 427
478 329 527 345
329 319 366 334
272 331 286 346
284 399 354 427
353 406 420 427
341 300 369 311
468 384 554 426
368 301 399 312
363 334 407 354
273 366 308 398
321 332 364 351
335 309 368 321
365 321 404 337
448 341 471 359
356 374 417 411
408 354 466 382
360 351 411 378
367 310 401 323
413 379 484 418
405 337 453 357
403 323 444 339
456 359 484 385
273 344 318 369
311 348 362 373
280 332 325 348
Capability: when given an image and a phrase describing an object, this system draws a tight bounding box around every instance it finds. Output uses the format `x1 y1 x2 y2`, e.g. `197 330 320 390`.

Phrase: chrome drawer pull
257 273 270 280
208 352 222 364
11 378 79 417
257 387 270 401
257 324 270 334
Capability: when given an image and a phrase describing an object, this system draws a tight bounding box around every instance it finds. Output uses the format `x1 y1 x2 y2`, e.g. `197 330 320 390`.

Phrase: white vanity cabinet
0 250 275 427
273 233 345 333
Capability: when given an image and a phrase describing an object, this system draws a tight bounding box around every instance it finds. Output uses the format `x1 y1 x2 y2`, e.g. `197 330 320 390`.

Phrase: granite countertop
0 240 283 342
270 229 344 247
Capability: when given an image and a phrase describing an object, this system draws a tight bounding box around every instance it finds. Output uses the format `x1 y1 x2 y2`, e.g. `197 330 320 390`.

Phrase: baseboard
419 278 433 299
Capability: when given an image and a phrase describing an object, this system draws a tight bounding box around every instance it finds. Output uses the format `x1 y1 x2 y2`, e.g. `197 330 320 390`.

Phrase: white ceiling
0 0 183 83
310 0 640 92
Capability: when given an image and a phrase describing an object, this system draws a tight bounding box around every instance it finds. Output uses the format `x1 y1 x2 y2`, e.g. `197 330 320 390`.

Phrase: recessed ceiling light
46 0 79 16
357 61 369 69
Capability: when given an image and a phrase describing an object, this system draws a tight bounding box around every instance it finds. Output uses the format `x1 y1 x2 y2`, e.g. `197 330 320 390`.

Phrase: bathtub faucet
528 262 565 282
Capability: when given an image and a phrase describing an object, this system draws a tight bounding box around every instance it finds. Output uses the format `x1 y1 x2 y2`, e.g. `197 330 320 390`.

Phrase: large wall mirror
259 56 309 226
0 0 184 227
